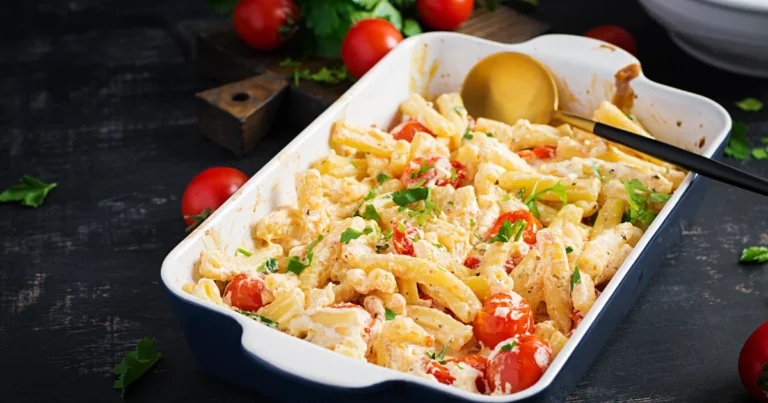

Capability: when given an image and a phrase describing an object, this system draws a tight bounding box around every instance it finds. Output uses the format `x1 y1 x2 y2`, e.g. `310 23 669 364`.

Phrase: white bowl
639 0 768 77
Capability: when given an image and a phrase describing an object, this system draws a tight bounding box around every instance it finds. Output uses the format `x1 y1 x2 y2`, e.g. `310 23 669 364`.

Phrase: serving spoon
460 52 768 197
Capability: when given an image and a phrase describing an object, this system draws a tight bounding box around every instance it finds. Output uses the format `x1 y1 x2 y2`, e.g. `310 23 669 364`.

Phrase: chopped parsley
364 190 376 201
236 248 252 257
410 160 434 179
392 187 430 206
592 163 608 182
377 173 391 183
739 246 768 263
112 338 161 397
454 106 466 116
279 57 301 68
485 132 493 137
566 246 574 254
500 341 517 352
735 98 763 112
523 182 568 218
340 227 372 244
753 148 768 160
361 204 381 221
570 266 582 291
236 309 279 328
501 193 511 201
725 122 751 160
287 235 323 275
622 179 670 225
384 308 397 320
463 125 472 139
350 160 358 169
489 219 526 243
470 218 476 227
257 257 279 274
0 175 57 208
425 344 449 364
293 66 350 86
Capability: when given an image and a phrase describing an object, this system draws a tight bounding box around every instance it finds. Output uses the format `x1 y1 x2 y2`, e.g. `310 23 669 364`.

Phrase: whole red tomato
182 167 249 227
224 273 267 312
739 322 768 402
233 0 300 51
487 335 551 394
417 0 474 31
584 25 637 56
341 18 403 78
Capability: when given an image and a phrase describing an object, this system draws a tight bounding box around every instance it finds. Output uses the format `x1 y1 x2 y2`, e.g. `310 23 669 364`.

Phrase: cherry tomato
391 120 435 142
223 274 267 312
584 25 637 56
233 0 300 51
416 0 474 31
182 167 249 226
738 322 768 402
473 293 534 349
487 335 552 394
401 156 466 188
341 18 403 79
517 146 557 161
464 256 482 270
392 219 420 256
426 360 455 385
488 210 542 245
448 354 489 394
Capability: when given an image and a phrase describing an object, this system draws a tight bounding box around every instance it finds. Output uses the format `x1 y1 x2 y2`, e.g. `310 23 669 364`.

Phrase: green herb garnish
257 257 279 274
384 308 397 320
0 175 57 208
237 309 279 328
740 246 768 263
570 266 582 291
735 98 763 112
500 341 517 352
489 219 526 243
362 204 381 221
523 182 567 218
112 338 161 397
377 173 391 183
236 248 252 257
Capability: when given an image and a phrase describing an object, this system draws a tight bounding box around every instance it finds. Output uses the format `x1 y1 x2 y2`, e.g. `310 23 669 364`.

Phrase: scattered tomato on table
584 25 637 56
182 167 249 233
739 322 768 402
233 0 300 51
417 0 474 31
341 18 403 78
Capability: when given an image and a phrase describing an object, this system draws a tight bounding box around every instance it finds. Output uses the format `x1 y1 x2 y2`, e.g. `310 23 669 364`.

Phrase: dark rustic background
1 0 767 402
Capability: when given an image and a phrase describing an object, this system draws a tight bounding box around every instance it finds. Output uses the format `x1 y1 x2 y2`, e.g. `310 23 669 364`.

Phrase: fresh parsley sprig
0 175 57 208
522 181 567 218
489 220 526 243
112 338 161 397
622 179 670 226
740 246 768 263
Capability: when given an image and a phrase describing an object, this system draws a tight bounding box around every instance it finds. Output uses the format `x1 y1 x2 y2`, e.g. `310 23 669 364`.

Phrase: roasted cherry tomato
738 322 768 402
416 0 474 31
584 25 637 56
488 210 542 245
401 156 466 188
448 354 489 394
223 274 267 312
392 219 420 256
391 120 435 142
463 256 482 270
487 335 552 394
426 360 455 385
517 145 557 161
473 293 534 349
342 18 403 78
182 167 249 226
233 0 300 51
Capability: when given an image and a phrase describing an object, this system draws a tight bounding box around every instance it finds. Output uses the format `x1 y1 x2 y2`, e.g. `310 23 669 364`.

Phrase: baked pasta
184 92 684 395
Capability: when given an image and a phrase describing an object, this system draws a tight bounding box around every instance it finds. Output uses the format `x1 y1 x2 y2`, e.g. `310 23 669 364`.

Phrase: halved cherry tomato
463 256 482 270
738 321 768 402
487 335 552 394
584 25 637 56
448 354 489 394
489 210 542 245
223 274 267 312
473 293 534 349
392 219 420 256
391 120 434 142
517 145 557 161
426 360 455 385
401 156 466 188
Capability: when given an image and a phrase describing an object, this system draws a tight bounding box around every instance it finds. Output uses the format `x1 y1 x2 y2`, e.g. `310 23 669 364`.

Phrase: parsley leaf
236 248 252 257
463 125 472 139
279 57 302 68
735 98 763 112
184 208 211 234
592 163 609 182
402 18 422 37
753 148 768 160
257 257 279 274
739 246 768 263
112 338 161 397
362 204 381 221
293 66 350 85
762 138 768 144
236 309 279 328
425 344 449 363
377 173 391 183
392 187 430 206
622 179 670 225
470 218 476 227
384 307 397 320
340 228 365 244
486 132 493 137
725 122 751 160
454 106 466 116
500 341 517 352
490 220 526 243
287 256 310 275
523 182 567 218
0 175 57 208
570 266 582 291
566 246 574 254
410 159 434 179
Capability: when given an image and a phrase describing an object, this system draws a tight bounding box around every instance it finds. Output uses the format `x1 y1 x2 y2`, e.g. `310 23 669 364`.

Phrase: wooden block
195 6 549 155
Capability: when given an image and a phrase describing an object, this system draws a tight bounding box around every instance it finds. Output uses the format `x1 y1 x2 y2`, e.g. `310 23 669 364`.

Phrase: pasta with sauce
184 92 683 396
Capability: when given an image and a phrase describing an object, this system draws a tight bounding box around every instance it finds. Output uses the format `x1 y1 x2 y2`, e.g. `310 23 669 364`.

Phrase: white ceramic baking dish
161 32 731 402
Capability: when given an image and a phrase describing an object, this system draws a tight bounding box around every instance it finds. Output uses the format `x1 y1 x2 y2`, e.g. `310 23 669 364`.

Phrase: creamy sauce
611 64 641 114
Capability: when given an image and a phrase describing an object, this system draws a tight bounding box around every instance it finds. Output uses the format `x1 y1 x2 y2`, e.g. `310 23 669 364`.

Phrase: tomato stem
184 208 212 234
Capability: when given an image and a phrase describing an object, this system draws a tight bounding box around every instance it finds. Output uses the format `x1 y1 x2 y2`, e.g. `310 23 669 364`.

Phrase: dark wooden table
2 1 767 402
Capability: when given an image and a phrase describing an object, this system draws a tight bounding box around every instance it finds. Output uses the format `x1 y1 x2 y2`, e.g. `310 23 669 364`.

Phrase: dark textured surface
1 1 767 402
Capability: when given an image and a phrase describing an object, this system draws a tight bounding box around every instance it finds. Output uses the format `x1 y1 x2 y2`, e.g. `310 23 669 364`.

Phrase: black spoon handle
557 112 768 197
